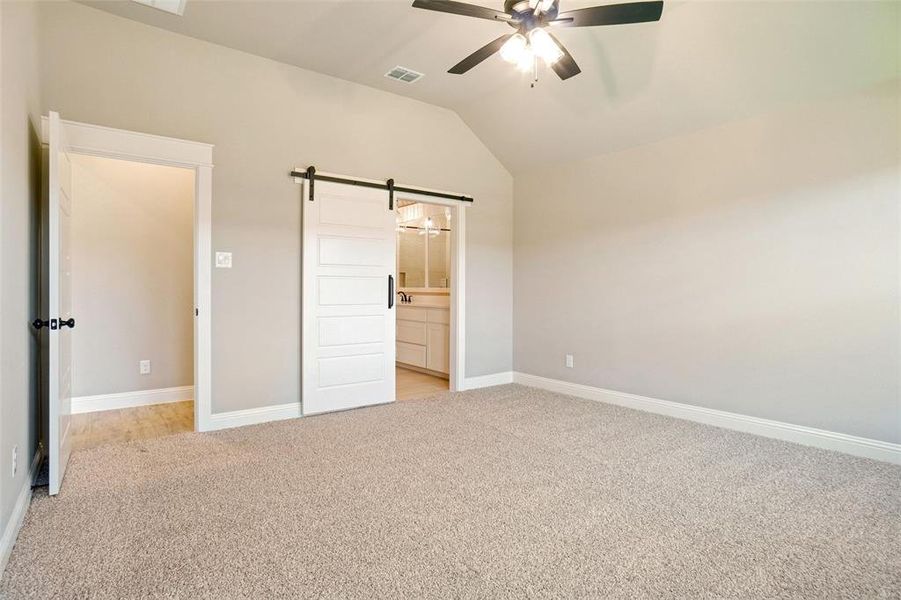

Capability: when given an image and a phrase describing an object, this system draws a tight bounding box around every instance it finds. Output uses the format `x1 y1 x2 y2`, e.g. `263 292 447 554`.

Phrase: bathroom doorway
394 196 463 400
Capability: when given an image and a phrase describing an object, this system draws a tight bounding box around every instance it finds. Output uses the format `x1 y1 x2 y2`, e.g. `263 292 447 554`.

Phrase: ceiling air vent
131 0 187 16
384 66 424 84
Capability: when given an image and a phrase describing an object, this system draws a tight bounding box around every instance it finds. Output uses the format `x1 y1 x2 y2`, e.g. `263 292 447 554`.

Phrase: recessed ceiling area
79 1 898 172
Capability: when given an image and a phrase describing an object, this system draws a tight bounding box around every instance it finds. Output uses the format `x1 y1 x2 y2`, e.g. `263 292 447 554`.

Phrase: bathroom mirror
397 228 425 288
428 230 450 288
396 202 451 289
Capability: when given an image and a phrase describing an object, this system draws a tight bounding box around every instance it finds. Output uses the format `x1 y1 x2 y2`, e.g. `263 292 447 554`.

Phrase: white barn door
46 111 75 495
302 179 396 415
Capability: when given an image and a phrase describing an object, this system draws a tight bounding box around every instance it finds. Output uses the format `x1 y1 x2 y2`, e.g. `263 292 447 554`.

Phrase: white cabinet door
302 180 395 415
397 320 427 345
426 308 449 325
426 323 449 374
397 342 427 368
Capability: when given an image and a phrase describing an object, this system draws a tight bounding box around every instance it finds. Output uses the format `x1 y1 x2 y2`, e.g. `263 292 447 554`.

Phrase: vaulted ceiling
80 1 898 173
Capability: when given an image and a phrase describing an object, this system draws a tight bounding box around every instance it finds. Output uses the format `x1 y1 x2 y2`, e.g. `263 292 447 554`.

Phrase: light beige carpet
2 384 899 599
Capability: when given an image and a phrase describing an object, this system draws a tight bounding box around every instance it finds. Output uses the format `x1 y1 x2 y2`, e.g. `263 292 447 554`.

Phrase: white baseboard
204 402 302 432
464 371 513 390
0 451 42 579
513 372 901 465
72 386 194 414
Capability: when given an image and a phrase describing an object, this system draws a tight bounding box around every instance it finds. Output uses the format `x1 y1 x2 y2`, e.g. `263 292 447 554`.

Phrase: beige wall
0 0 42 570
514 82 900 443
70 155 194 398
38 1 514 413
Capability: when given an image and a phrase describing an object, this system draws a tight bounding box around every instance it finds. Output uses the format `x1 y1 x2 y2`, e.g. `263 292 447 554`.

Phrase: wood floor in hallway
71 401 194 451
396 366 449 401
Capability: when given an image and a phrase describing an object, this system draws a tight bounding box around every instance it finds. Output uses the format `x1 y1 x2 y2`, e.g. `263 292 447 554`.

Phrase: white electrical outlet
11 445 18 478
565 354 574 369
215 251 233 268
139 359 151 375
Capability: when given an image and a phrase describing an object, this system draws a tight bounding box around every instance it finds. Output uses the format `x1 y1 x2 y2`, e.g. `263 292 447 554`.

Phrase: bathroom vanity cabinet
396 305 449 375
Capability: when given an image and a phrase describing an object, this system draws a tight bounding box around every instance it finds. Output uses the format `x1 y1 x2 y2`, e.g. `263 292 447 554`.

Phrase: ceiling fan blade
547 32 581 80
552 1 663 27
448 33 514 74
412 0 513 22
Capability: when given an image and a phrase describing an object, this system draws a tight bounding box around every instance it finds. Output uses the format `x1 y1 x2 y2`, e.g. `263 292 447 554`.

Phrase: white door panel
319 353 386 388
318 343 384 359
319 195 387 228
319 236 388 266
318 315 384 347
303 180 396 415
47 111 74 495
318 276 384 306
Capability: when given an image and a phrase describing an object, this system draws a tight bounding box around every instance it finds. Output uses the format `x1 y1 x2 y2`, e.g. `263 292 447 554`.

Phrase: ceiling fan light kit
411 0 664 83
499 32 527 63
528 28 564 65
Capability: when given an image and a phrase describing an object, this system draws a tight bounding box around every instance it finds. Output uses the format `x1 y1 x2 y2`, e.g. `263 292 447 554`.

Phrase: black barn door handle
388 275 394 309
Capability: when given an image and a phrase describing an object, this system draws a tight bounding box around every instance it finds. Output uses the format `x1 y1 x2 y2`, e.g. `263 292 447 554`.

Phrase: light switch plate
215 251 232 268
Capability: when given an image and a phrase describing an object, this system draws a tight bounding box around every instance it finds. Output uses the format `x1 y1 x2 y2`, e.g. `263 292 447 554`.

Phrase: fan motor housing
504 0 560 27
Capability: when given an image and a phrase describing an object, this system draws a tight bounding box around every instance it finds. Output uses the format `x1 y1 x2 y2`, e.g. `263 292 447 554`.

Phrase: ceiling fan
411 0 663 81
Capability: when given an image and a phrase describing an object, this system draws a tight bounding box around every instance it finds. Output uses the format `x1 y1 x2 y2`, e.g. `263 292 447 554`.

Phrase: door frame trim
41 117 215 432
390 189 466 393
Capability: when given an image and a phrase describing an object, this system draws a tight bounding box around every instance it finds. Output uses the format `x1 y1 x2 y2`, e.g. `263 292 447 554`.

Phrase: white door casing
302 180 396 415
41 114 213 435
47 111 74 496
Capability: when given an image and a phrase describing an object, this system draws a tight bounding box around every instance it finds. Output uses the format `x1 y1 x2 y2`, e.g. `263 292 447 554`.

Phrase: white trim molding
513 372 901 465
0 451 42 578
464 371 514 390
206 403 302 432
41 117 213 169
71 386 194 414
